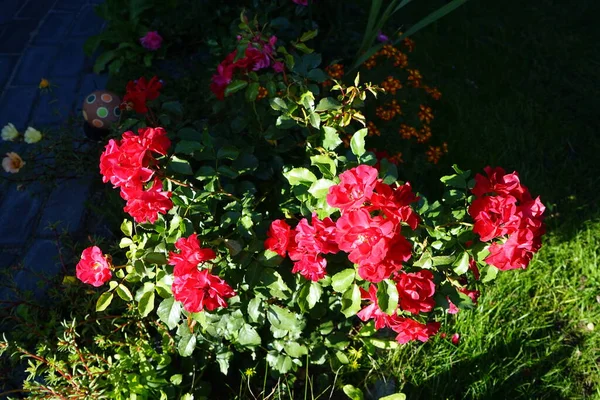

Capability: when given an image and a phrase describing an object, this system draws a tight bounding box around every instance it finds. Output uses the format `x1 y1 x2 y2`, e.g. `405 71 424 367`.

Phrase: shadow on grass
402 323 588 399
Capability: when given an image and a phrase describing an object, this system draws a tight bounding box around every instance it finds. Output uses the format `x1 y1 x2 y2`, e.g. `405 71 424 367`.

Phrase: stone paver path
0 0 108 300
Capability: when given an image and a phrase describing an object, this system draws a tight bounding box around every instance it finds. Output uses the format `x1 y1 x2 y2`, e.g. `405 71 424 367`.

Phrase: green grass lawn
383 0 600 398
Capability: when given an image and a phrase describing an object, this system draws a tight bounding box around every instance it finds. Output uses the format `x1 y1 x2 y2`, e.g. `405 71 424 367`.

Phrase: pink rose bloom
140 31 163 51
76 246 112 287
273 61 285 73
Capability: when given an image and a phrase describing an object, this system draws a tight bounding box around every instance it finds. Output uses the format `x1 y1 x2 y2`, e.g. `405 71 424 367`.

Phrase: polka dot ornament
82 90 121 130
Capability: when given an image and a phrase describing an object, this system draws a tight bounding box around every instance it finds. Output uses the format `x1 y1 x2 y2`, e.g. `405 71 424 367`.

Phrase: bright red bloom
99 137 153 189
485 229 542 271
370 181 420 229
264 219 293 257
395 270 436 314
169 234 216 276
327 165 379 212
357 285 394 329
121 178 173 223
140 31 163 51
291 253 327 281
172 269 235 313
122 76 162 113
469 195 521 242
76 246 112 287
451 333 460 345
388 317 440 344
210 51 236 100
335 209 396 266
138 126 171 156
357 235 412 282
472 166 526 200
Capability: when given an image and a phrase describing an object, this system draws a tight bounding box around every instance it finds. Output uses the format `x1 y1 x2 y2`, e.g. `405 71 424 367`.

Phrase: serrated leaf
138 290 155 317
224 80 248 97
175 140 203 155
299 29 318 42
309 112 321 129
453 251 471 275
315 97 342 112
270 97 288 111
121 220 133 237
96 292 113 312
247 297 264 323
178 331 196 357
157 297 182 330
376 279 399 315
238 324 261 346
323 126 342 150
332 269 355 292
283 167 317 186
350 128 368 157
284 342 308 358
116 284 133 302
169 156 193 175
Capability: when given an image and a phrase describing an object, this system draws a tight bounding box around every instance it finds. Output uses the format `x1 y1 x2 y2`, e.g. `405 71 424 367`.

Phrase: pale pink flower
2 152 25 173
140 31 163 51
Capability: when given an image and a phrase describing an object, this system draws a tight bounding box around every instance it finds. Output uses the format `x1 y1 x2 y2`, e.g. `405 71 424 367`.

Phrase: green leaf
96 292 113 312
311 154 337 178
116 284 133 302
93 50 117 74
245 82 260 102
308 179 335 199
138 290 155 317
293 42 313 54
376 279 399 315
380 393 407 400
169 156 193 175
343 384 364 400
350 128 368 157
162 101 183 115
332 269 355 293
284 342 308 358
195 166 216 180
145 252 168 265
307 68 329 83
480 264 499 283
129 0 153 22
217 146 240 160
121 219 133 237
177 330 196 357
218 165 239 179
299 281 322 312
270 97 288 111
170 374 183 385
283 167 317 186
453 251 471 275
300 90 315 110
266 352 293 374
341 284 361 318
247 297 264 323
267 305 301 333
323 126 343 150
157 297 182 330
238 324 261 346
224 80 248 97
309 112 321 129
175 140 203 155
315 97 342 112
299 29 318 42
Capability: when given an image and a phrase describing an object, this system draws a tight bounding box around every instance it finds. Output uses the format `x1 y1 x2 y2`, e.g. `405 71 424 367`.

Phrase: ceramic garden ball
82 90 122 130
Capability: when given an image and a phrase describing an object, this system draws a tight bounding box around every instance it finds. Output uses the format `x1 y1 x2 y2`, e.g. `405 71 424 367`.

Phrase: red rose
485 229 541 271
264 219 293 257
99 138 154 189
76 246 112 287
169 234 216 276
469 195 521 242
121 178 173 223
370 181 420 229
357 285 395 329
139 126 171 156
327 165 378 212
291 253 327 281
357 235 412 282
472 166 526 200
334 209 396 266
388 317 440 344
122 76 162 113
395 270 436 314
172 269 235 313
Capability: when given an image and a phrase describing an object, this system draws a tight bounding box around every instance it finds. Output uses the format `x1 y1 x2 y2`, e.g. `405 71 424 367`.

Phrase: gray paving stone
17 0 59 19
0 184 45 246
0 0 23 25
54 0 86 11
50 38 87 77
0 19 39 53
0 86 39 130
31 77 78 126
69 5 104 37
14 239 63 298
33 12 76 44
0 55 17 89
13 46 59 85
36 177 92 236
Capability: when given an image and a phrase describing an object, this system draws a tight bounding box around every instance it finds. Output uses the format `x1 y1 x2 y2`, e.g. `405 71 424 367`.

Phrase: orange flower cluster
364 44 408 69
257 86 268 100
407 69 422 87
375 100 402 121
325 64 344 80
388 152 404 164
402 37 415 53
399 124 432 144
418 105 434 124
381 76 402 95
367 121 381 136
424 85 442 100
426 143 448 164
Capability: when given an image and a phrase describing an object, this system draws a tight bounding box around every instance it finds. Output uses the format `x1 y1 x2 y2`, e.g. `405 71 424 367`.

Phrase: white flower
24 127 42 144
2 152 25 173
1 123 19 141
